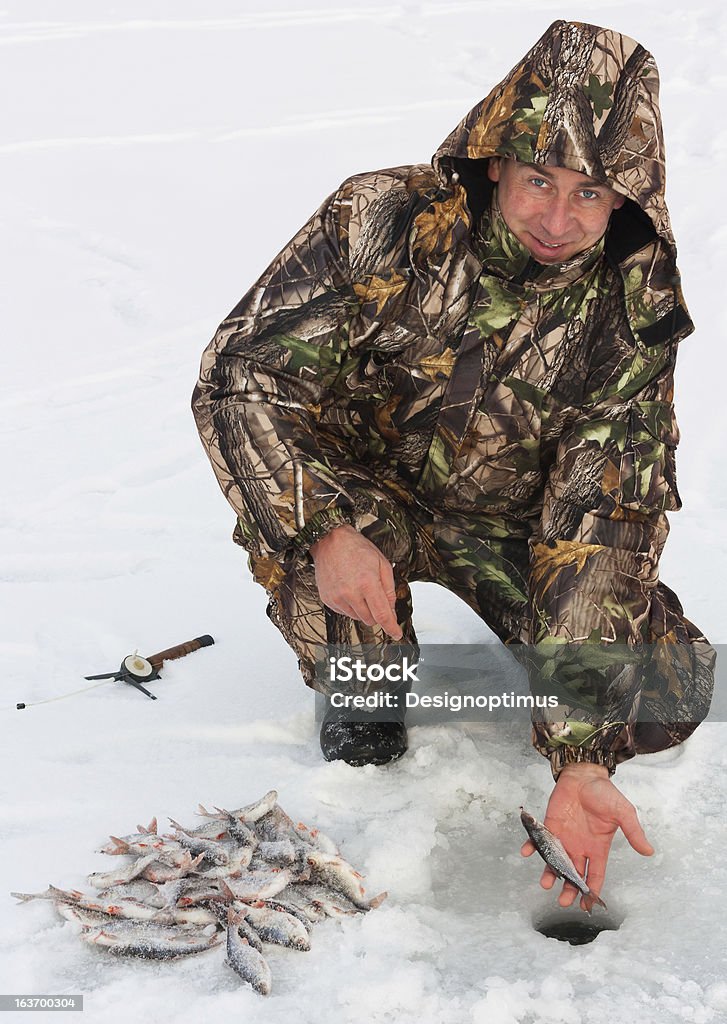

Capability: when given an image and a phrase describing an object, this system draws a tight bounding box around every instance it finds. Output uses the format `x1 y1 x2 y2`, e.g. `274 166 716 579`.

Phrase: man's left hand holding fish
521 762 654 909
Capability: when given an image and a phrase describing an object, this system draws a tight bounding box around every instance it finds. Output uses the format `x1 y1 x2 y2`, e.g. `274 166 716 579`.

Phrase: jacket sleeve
192 180 372 567
528 354 683 777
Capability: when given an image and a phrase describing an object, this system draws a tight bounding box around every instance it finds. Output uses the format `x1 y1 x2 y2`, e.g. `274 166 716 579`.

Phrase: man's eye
580 190 599 200
530 178 548 188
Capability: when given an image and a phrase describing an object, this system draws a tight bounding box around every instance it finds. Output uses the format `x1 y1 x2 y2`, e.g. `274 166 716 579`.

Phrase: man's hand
309 525 403 639
520 762 654 909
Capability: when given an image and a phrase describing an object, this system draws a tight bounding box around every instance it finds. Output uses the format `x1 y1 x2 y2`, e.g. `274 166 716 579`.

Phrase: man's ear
613 192 626 210
487 157 502 183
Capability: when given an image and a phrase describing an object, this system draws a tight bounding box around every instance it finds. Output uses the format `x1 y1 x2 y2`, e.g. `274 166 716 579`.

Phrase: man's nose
540 197 573 238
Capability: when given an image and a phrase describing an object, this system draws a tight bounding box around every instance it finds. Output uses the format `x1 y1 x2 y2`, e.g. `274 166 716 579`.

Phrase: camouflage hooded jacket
193 22 707 762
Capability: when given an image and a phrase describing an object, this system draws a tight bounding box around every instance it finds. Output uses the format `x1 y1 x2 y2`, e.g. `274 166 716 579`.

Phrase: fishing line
3 634 215 712
1 678 116 712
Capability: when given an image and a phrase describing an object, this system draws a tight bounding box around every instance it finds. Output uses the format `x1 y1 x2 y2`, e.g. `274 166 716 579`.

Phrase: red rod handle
147 634 214 670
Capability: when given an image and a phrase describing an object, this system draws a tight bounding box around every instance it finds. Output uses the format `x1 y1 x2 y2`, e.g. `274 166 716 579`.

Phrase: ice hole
532 904 624 945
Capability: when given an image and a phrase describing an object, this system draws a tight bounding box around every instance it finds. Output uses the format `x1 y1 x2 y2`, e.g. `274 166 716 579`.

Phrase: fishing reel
84 635 215 699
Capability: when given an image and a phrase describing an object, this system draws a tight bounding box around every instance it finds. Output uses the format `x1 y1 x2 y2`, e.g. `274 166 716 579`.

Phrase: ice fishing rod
10 634 215 710
83 634 215 699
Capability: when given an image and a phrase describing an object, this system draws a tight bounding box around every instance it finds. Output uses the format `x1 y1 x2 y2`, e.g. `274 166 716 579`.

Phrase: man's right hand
309 525 403 639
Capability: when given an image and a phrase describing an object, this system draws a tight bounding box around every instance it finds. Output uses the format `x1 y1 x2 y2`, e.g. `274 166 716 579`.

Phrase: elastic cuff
292 507 357 558
548 745 618 781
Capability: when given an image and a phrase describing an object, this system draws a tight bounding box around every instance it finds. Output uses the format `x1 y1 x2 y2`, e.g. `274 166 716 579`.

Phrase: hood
433 20 674 250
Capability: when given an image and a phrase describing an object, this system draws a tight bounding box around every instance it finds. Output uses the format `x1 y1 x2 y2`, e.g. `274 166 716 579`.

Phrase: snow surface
1 2 726 1022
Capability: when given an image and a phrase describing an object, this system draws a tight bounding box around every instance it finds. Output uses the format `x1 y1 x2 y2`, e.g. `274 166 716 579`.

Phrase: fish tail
227 906 246 928
10 890 41 902
219 879 235 901
582 891 607 914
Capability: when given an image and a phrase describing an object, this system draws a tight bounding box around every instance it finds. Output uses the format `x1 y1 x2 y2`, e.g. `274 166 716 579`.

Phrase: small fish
147 841 191 869
56 903 114 927
223 815 258 849
305 852 386 911
519 808 607 914
42 888 163 922
168 823 230 865
282 882 361 918
221 869 294 903
202 900 264 951
97 835 165 857
192 845 253 879
82 923 221 959
141 852 205 883
175 880 228 907
255 805 298 844
269 886 327 924
197 790 278 824
96 819 159 855
260 898 313 931
97 881 166 908
158 905 220 927
256 839 298 866
167 817 228 840
292 822 339 856
225 908 272 995
242 902 311 951
236 915 265 953
11 885 83 905
87 855 157 890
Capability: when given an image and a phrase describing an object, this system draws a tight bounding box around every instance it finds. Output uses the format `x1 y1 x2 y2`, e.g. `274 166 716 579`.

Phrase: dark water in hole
533 908 623 945
538 919 616 945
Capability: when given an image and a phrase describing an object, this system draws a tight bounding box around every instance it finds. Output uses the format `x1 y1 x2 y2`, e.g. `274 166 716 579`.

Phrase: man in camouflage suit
193 22 714 908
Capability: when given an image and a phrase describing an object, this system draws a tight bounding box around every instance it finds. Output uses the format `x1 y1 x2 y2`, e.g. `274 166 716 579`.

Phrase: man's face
487 158 625 264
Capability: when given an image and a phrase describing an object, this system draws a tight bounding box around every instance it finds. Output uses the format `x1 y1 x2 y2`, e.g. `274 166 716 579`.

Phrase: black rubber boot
319 688 408 766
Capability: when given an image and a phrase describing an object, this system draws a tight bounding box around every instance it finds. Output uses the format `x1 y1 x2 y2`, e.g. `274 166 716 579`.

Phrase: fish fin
10 890 43 902
147 817 158 835
227 906 246 928
197 803 212 817
48 885 79 902
365 891 388 910
108 836 130 853
582 891 607 914
219 880 235 902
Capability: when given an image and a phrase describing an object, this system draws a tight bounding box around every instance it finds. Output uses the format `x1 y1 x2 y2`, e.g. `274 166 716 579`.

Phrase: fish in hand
520 808 607 914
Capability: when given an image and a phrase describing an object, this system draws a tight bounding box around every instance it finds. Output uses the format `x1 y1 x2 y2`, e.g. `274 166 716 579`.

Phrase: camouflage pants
246 480 529 691
247 480 713 767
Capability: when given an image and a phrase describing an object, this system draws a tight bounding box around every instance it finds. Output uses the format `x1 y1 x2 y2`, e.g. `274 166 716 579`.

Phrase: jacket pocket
618 400 681 512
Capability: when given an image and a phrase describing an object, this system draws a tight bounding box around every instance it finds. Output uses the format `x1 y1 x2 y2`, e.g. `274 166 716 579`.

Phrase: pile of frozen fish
12 790 385 994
